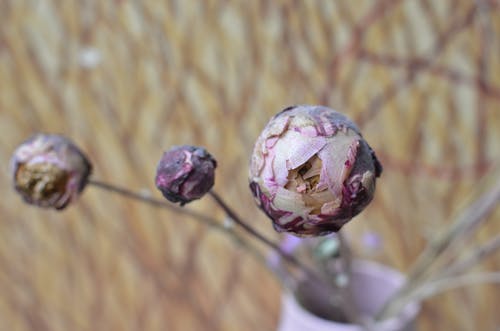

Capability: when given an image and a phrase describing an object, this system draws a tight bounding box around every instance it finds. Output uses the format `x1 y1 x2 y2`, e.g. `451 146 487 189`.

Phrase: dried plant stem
88 179 287 284
209 190 326 282
208 191 371 329
375 175 500 321
337 231 353 275
335 232 366 324
411 272 500 302
89 179 369 327
437 234 500 279
88 179 223 229
396 234 500 312
208 191 307 271
88 179 321 289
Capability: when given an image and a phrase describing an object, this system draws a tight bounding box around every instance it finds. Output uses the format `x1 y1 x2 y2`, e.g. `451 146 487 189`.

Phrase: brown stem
431 234 500 281
88 179 326 284
87 179 298 287
337 231 353 275
411 272 500 302
88 179 223 229
375 172 500 320
208 190 371 329
88 179 368 327
208 191 316 277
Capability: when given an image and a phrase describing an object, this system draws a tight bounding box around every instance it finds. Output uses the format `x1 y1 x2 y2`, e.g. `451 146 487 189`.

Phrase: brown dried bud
155 145 217 205
11 134 92 210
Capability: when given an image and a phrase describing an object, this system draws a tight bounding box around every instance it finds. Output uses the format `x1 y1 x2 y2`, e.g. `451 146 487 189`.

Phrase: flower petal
317 131 358 196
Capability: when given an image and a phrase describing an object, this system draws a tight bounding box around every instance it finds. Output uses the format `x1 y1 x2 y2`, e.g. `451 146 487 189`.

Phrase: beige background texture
1 1 500 330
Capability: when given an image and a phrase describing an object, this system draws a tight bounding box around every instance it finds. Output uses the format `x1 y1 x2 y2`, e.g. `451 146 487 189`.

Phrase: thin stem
88 179 222 228
375 173 500 320
88 179 291 285
88 179 368 327
88 179 309 280
337 231 353 275
208 190 371 329
207 191 314 277
437 234 500 279
336 232 363 324
410 272 500 302
397 234 500 314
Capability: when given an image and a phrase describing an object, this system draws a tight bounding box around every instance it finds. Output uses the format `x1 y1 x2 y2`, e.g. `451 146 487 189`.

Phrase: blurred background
1 0 499 330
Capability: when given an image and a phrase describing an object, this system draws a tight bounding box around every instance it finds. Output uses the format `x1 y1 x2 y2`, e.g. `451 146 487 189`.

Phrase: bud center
15 163 69 203
286 156 321 193
286 155 333 214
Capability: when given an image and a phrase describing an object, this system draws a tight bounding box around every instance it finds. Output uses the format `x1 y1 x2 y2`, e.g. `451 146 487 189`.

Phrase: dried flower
249 105 382 237
11 134 92 210
155 145 217 205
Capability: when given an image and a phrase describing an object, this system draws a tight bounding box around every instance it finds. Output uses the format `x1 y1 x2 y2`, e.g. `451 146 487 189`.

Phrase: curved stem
208 190 371 329
88 179 368 327
88 179 290 285
88 179 299 279
410 272 500 302
375 173 500 321
437 233 500 279
208 191 312 275
89 180 319 287
337 231 353 275
402 233 500 304
88 179 222 229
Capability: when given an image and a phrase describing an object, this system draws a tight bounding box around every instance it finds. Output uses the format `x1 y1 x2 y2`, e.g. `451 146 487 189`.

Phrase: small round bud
249 105 382 237
11 134 92 210
155 145 217 205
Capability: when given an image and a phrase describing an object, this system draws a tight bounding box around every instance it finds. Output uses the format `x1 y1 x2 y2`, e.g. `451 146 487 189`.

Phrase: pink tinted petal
260 113 291 144
294 125 317 137
317 133 358 196
320 119 335 136
272 131 326 186
270 140 290 186
286 136 326 170
265 136 280 149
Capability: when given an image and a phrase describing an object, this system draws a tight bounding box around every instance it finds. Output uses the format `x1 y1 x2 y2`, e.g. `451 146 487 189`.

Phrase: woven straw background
1 1 500 330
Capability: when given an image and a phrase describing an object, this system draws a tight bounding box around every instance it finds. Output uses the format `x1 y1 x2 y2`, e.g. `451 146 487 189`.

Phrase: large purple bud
155 145 217 205
11 133 92 210
249 105 382 237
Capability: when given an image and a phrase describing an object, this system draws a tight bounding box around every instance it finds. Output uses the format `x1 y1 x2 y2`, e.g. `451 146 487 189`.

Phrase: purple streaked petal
317 133 358 196
286 136 326 170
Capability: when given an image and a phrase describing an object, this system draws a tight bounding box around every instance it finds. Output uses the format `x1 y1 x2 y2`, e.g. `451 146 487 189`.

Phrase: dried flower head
155 145 217 205
249 105 382 237
11 134 92 210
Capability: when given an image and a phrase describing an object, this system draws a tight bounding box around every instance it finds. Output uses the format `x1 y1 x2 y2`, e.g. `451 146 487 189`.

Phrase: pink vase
277 260 420 331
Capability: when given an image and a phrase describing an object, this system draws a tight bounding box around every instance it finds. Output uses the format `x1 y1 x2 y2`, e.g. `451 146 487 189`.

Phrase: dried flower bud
249 105 382 237
155 145 217 205
11 134 92 210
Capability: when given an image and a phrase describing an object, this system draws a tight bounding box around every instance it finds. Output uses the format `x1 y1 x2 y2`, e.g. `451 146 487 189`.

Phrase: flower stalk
208 190 371 329
375 171 500 321
88 178 367 325
88 179 224 229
